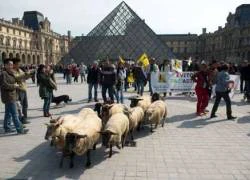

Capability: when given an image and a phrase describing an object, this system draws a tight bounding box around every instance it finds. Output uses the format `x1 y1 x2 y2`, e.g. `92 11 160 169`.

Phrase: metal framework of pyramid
66 1 174 64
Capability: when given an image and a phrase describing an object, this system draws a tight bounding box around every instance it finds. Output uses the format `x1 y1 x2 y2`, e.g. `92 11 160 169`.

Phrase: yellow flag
119 56 125 64
138 53 150 67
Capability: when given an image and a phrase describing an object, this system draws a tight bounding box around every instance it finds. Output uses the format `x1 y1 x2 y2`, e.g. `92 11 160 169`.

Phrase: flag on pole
138 53 150 67
119 56 125 64
188 57 192 66
171 59 182 72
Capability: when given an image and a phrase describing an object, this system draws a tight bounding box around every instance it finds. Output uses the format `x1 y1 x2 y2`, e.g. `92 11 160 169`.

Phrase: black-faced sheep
100 113 129 158
61 112 102 168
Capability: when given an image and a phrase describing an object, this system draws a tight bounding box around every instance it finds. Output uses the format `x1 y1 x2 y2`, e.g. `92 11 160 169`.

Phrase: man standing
87 61 100 102
100 60 116 103
147 58 159 95
210 64 236 120
13 58 33 124
0 59 28 134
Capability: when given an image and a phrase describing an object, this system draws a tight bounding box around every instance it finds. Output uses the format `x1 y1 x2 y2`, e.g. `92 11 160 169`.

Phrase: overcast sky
0 0 249 36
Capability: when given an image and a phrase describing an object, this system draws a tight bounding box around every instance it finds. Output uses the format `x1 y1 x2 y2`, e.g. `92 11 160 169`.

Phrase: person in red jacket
192 64 210 116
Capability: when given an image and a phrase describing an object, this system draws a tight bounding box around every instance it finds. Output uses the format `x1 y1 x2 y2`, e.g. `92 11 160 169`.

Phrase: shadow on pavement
237 115 250 124
178 118 234 128
168 113 197 123
10 141 108 180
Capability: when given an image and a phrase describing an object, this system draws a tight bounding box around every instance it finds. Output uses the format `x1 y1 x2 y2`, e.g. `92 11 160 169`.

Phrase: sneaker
95 99 99 102
17 129 29 135
228 116 237 120
210 114 217 118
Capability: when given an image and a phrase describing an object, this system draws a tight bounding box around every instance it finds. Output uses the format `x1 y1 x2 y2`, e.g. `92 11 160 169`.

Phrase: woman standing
37 65 56 117
192 64 210 116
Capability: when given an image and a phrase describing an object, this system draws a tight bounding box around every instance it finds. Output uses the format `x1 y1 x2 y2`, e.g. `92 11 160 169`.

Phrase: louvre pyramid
66 1 174 64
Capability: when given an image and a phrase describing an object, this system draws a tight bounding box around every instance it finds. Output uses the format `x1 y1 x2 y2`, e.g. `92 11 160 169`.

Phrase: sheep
78 107 97 120
44 114 81 150
145 100 167 132
100 113 129 158
61 112 102 168
128 106 144 141
129 95 151 112
94 103 130 126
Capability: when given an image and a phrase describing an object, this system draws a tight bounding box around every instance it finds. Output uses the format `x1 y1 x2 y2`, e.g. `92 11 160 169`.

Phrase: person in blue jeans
87 61 100 102
37 65 56 117
134 62 147 96
116 62 127 103
0 59 28 134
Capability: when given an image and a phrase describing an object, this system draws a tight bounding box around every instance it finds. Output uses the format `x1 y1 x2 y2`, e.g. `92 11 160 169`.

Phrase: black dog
52 95 72 105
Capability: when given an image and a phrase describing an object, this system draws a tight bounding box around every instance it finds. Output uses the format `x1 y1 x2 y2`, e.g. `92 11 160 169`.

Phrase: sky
0 0 249 36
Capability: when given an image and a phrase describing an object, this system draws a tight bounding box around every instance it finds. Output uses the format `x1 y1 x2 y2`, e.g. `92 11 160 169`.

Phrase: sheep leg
155 123 158 129
130 129 134 141
150 123 153 132
136 122 141 131
122 132 128 148
109 145 113 158
161 118 165 127
86 150 91 167
50 140 54 146
93 143 97 150
59 152 65 168
69 152 75 168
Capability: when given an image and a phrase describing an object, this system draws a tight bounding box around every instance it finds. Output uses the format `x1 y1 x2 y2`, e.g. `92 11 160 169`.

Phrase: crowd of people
0 57 250 135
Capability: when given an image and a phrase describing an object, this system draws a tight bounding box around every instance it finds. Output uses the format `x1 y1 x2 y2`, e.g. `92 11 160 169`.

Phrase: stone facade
157 34 199 60
158 4 250 63
0 11 69 65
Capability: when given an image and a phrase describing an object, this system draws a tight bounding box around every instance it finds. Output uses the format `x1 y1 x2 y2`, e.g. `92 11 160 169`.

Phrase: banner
151 71 240 98
151 71 195 93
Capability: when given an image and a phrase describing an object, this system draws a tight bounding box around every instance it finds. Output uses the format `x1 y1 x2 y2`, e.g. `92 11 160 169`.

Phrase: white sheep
100 113 129 158
100 103 130 126
61 112 102 168
145 100 167 132
128 106 144 140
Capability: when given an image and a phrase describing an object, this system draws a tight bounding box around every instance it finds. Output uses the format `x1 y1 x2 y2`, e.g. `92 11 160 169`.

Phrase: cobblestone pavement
0 74 250 180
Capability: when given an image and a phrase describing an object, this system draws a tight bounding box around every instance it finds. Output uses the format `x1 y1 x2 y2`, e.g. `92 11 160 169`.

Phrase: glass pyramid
67 1 174 64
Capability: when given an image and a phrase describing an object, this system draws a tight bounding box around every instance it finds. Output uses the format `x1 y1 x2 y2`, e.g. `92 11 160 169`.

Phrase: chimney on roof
202 28 206 34
218 26 222 30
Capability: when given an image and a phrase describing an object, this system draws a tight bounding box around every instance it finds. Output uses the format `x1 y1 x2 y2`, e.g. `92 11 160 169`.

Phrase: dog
52 94 72 105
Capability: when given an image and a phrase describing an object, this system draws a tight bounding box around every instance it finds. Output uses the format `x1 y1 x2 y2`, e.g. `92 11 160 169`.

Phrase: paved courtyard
0 74 250 180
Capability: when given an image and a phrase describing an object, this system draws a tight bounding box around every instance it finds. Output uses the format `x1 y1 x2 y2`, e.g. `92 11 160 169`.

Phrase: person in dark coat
0 59 28 134
37 64 56 117
100 60 116 103
87 61 100 102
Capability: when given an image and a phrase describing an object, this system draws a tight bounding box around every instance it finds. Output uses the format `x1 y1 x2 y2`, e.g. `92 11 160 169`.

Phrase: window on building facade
19 39 22 48
6 37 10 46
0 35 4 45
13 29 16 35
7 27 9 33
13 39 16 48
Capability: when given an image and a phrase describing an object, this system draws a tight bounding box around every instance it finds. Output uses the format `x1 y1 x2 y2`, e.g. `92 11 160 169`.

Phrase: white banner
151 71 195 93
151 71 241 98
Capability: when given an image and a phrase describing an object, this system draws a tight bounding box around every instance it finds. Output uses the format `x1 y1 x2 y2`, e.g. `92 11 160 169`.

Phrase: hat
12 58 21 64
